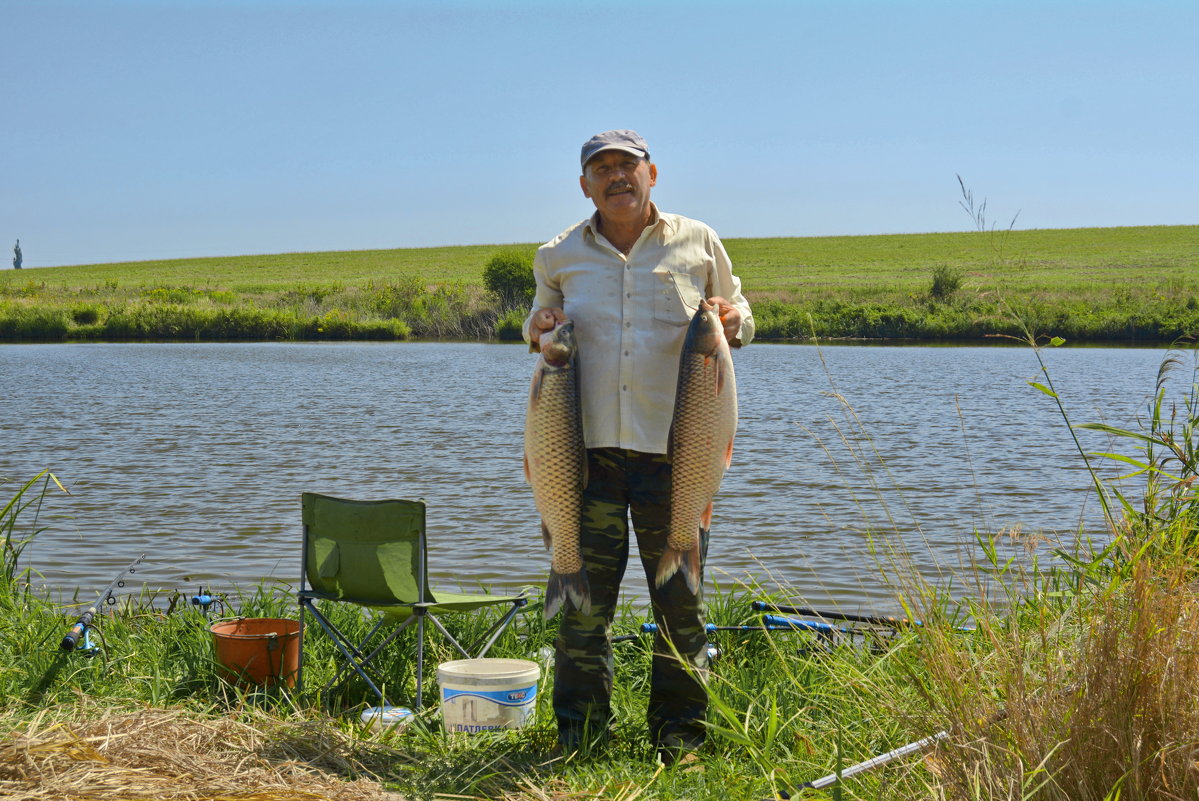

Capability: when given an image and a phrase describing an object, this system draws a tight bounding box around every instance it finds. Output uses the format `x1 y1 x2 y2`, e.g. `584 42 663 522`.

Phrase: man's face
579 150 657 223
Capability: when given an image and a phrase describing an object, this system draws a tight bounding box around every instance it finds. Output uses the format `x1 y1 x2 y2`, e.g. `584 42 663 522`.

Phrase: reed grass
883 338 1199 800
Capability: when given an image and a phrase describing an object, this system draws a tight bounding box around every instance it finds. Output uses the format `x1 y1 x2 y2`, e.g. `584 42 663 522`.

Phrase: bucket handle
265 632 280 677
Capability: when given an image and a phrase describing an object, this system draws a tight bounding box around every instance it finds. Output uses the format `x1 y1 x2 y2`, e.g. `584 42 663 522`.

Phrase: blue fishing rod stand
77 626 101 658
190 587 219 617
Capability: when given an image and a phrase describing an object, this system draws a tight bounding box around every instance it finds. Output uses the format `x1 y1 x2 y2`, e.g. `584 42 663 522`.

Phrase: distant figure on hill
12 239 21 270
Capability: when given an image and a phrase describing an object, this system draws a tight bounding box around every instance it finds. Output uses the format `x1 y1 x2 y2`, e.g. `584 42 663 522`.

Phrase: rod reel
189 586 225 618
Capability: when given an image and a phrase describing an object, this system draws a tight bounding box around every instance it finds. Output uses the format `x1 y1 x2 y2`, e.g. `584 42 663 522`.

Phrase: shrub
141 286 200 305
369 277 426 319
483 249 536 309
494 307 527 341
750 298 812 339
929 264 963 300
71 304 104 325
0 303 70 340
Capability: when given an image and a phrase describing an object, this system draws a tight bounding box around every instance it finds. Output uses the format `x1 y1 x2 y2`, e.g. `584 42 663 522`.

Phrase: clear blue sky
4 0 1197 268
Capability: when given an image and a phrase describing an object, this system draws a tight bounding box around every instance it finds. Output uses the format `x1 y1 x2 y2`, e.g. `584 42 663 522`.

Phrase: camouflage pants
553 447 709 750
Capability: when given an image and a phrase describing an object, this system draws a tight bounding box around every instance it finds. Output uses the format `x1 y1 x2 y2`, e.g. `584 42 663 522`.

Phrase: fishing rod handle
60 609 95 651
61 622 86 651
801 730 949 790
751 600 915 627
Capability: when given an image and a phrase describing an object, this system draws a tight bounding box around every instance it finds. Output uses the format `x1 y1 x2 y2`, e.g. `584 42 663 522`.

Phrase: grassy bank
2 225 1196 343
4 339 1199 799
2 470 934 799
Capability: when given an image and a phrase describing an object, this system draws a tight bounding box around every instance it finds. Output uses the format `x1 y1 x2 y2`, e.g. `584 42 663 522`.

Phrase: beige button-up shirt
523 205 754 455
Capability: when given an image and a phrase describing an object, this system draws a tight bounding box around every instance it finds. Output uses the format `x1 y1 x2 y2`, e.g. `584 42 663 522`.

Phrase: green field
2 225 1196 343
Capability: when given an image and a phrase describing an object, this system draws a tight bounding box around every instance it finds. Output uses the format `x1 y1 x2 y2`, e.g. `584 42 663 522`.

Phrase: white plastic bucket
360 705 414 732
437 658 540 733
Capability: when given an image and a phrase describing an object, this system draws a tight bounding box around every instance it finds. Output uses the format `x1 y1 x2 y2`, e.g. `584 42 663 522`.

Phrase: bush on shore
483 247 537 310
6 285 1198 344
4 225 1198 343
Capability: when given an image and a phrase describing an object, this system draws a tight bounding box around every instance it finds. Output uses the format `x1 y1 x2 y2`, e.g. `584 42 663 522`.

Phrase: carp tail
654 539 703 595
544 569 592 620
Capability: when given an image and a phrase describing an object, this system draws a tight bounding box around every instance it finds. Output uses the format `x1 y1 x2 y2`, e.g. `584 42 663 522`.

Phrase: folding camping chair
296 492 529 709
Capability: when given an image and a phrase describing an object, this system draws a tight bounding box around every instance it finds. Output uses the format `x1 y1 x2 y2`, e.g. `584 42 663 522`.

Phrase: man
523 129 754 761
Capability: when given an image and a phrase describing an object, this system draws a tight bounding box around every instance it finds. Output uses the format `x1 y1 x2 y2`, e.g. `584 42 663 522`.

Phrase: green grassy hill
2 225 1196 343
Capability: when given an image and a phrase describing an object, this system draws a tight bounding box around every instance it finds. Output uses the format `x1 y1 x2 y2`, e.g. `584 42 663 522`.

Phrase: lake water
0 341 1181 615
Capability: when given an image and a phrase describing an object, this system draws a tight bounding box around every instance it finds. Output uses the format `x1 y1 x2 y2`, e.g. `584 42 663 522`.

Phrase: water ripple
0 341 1176 614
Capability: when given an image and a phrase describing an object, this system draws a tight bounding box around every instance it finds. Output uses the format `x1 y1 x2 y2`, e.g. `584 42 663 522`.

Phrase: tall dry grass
907 542 1199 801
894 338 1199 800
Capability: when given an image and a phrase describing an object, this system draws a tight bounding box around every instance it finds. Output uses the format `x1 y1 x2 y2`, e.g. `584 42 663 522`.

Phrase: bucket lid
437 658 540 681
361 706 414 726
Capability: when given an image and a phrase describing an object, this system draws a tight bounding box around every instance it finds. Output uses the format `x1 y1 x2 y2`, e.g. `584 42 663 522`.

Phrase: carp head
685 299 724 357
541 320 577 367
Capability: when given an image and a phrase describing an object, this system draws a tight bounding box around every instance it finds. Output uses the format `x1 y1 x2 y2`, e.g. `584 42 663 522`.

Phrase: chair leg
411 597 532 710
328 614 422 704
302 601 398 706
426 598 530 659
426 613 472 659
415 610 425 711
297 600 307 694
468 600 528 657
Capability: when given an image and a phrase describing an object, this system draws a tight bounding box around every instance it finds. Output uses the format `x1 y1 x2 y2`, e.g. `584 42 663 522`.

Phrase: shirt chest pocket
652 269 705 326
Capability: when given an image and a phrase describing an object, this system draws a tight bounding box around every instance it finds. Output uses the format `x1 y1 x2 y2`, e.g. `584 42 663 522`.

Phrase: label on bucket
440 682 538 732
441 684 536 707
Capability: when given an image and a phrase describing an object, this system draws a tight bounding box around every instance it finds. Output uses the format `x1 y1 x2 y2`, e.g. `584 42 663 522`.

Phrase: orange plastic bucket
209 618 300 687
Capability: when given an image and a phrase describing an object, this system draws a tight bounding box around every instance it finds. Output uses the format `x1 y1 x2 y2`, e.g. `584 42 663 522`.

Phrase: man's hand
705 296 742 346
529 307 568 347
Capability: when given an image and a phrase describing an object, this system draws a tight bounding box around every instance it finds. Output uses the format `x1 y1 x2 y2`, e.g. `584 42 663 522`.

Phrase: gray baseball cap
580 129 650 169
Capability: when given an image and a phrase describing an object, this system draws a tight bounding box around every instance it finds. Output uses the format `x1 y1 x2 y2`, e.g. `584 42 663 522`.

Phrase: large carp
523 320 591 619
657 300 738 593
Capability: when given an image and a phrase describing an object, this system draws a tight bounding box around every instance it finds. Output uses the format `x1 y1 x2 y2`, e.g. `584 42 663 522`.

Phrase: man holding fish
523 129 754 763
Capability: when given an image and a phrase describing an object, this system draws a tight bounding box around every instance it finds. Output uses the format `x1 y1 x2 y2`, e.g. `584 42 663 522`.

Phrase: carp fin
523 453 531 484
529 367 544 406
655 541 702 595
540 520 552 550
544 569 592 620
723 437 734 469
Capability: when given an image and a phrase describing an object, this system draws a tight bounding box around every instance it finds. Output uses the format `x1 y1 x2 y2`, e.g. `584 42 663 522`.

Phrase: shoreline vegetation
2 224 1197 344
4 337 1199 799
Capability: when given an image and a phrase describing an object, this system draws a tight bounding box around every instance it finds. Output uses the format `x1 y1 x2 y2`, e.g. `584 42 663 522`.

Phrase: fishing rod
751 600 920 628
612 617 845 644
797 728 950 791
793 705 1009 793
752 601 976 634
60 554 146 652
